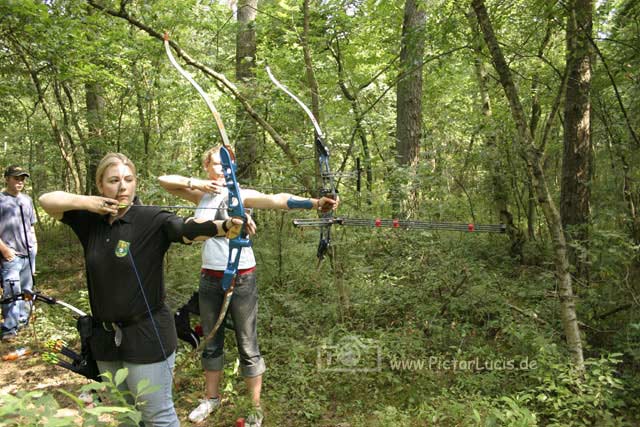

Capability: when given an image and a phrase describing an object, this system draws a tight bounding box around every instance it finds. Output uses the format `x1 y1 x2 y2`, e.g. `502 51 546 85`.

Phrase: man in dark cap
0 165 37 341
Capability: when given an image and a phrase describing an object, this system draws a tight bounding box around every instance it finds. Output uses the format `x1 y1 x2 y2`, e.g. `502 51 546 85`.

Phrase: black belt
94 305 163 330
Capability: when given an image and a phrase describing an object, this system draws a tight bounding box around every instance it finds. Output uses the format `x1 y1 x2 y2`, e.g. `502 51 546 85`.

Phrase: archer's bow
266 66 337 263
163 33 250 350
0 290 86 317
198 146 252 350
1 291 101 381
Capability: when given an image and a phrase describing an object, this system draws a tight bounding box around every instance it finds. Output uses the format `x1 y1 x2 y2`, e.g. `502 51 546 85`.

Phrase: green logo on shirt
115 240 130 258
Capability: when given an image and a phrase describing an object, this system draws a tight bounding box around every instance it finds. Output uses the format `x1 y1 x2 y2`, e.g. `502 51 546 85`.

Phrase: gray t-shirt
0 191 36 256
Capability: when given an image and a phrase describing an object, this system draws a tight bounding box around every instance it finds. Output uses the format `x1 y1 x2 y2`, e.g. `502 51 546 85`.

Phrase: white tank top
195 191 256 270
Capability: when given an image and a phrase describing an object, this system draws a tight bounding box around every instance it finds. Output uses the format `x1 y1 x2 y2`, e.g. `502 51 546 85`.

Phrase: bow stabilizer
292 217 506 233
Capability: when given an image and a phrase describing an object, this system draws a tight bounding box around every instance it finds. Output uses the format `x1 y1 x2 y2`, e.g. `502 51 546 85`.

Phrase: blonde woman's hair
95 153 137 190
202 145 223 169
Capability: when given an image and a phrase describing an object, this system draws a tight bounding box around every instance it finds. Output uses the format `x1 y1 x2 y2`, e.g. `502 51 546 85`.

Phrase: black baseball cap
4 165 30 178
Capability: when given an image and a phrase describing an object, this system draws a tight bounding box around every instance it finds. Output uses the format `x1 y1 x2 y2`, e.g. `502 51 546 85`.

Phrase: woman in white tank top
158 145 338 426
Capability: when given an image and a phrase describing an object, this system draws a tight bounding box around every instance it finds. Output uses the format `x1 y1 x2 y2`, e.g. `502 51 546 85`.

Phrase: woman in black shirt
39 152 254 427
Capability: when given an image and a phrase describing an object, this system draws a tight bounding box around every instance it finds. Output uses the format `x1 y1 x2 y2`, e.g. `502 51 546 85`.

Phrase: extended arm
158 175 224 205
38 191 119 220
241 189 338 212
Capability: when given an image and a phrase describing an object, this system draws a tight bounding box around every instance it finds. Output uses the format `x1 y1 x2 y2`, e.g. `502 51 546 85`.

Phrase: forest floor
3 222 639 426
0 306 247 425
0 324 87 421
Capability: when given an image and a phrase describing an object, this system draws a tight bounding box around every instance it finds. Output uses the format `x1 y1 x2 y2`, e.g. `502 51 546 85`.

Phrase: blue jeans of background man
97 352 178 427
1 255 34 332
199 270 266 378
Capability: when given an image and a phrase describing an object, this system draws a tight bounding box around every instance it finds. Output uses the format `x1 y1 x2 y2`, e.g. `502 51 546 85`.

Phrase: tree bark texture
472 0 585 371
467 7 524 260
85 82 106 195
396 0 426 168
561 0 593 284
235 0 259 182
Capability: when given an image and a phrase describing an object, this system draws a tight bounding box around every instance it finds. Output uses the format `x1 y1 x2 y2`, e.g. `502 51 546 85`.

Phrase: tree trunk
472 0 585 371
396 0 425 168
328 37 373 204
467 7 524 260
395 0 426 215
301 0 326 194
561 0 593 285
235 0 259 182
18 52 82 192
85 81 106 194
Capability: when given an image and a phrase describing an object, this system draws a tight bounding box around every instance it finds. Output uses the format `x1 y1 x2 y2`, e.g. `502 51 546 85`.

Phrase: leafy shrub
517 350 628 426
0 368 150 427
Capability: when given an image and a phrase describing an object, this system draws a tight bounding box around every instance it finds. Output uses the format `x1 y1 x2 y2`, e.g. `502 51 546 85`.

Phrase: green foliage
511 351 629 426
0 390 73 427
0 368 145 427
2 0 640 425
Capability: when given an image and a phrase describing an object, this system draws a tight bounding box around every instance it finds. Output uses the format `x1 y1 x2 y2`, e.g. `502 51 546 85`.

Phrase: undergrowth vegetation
5 212 639 426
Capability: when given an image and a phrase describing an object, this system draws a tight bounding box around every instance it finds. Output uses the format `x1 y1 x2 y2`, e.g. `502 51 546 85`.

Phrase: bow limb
0 290 87 317
164 34 249 350
163 33 233 155
1 290 100 380
266 66 324 138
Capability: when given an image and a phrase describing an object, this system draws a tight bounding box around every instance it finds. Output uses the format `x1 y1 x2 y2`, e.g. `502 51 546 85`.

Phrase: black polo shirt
62 201 186 363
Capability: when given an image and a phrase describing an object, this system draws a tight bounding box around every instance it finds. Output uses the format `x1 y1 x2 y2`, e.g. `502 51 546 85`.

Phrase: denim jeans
1 255 34 331
199 271 265 377
97 352 178 427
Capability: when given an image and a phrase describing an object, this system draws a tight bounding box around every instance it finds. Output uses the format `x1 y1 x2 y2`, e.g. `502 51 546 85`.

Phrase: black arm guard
165 217 222 242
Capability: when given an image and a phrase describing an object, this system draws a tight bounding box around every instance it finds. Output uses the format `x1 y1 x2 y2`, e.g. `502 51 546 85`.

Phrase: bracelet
221 219 230 233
